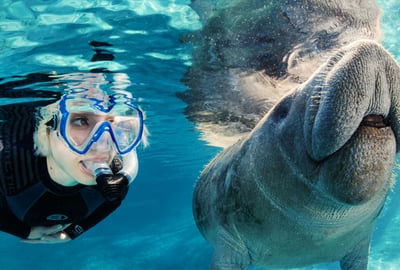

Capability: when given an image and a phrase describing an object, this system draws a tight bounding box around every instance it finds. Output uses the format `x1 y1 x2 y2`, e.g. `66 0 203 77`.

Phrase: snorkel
84 151 139 202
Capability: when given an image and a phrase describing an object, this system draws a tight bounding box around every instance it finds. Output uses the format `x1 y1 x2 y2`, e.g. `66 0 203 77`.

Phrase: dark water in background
0 0 399 269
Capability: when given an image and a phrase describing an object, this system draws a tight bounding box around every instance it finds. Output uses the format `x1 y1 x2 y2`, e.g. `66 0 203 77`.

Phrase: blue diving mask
56 94 144 155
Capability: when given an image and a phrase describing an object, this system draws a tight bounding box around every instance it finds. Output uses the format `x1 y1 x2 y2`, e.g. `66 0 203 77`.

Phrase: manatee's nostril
360 115 387 128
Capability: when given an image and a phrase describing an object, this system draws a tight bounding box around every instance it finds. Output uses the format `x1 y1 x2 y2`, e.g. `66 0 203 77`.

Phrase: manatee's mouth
360 115 389 128
306 111 396 162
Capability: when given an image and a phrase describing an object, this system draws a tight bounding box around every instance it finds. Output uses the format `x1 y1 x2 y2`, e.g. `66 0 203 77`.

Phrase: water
0 1 399 269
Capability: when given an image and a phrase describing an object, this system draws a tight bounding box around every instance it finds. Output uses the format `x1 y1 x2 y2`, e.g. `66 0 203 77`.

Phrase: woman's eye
71 117 89 127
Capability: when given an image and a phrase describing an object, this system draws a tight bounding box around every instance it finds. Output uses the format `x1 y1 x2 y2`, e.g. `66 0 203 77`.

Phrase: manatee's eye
271 96 292 122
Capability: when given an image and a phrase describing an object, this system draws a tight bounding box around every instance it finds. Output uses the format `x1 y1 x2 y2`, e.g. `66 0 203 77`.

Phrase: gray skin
193 40 400 270
183 0 400 269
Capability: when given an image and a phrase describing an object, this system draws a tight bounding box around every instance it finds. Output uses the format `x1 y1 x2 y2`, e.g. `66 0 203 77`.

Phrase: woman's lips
80 158 111 176
80 161 94 176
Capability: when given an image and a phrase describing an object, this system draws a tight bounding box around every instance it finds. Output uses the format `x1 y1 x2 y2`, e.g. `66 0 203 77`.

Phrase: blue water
0 1 399 269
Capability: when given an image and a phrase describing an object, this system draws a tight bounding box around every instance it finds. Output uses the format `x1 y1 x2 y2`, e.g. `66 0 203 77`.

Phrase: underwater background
0 0 399 269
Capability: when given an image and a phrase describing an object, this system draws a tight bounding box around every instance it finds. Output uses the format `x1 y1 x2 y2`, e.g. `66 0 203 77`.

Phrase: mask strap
45 114 58 131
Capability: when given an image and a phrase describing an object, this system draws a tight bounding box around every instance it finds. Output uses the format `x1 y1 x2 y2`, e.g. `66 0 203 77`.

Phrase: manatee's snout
304 41 400 162
301 41 400 204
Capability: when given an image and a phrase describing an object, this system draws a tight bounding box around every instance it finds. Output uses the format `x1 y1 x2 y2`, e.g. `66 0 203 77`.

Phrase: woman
0 88 145 243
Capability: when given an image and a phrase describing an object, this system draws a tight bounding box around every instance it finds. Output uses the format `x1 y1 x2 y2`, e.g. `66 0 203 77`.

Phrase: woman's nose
90 132 113 153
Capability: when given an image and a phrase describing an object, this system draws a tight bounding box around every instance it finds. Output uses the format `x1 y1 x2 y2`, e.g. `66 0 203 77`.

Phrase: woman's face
46 129 115 186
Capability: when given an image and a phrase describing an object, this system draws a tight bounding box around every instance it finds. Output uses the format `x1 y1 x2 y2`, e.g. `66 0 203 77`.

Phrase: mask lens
113 116 142 152
67 112 102 147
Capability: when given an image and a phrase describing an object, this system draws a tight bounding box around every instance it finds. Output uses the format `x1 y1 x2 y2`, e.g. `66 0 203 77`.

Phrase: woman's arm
0 207 71 243
23 224 71 244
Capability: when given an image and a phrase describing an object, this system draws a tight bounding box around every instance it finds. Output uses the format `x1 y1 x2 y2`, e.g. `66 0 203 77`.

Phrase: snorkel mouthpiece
84 161 129 202
84 161 113 178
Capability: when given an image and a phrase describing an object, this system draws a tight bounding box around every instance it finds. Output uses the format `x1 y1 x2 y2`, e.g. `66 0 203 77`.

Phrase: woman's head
34 91 146 187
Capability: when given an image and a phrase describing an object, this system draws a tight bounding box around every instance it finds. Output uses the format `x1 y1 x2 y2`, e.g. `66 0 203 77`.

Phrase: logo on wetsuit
46 214 69 221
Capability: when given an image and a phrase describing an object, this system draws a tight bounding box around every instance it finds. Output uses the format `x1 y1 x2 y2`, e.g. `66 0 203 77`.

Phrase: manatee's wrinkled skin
183 1 400 269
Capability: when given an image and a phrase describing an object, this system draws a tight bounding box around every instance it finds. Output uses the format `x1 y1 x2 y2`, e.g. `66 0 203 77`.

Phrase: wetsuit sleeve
63 200 121 239
0 206 31 239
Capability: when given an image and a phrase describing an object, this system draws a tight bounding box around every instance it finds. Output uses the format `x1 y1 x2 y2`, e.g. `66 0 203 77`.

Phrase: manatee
181 0 400 269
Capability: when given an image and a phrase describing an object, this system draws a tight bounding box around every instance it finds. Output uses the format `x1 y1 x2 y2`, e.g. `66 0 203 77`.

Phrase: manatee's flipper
339 236 371 270
210 227 251 270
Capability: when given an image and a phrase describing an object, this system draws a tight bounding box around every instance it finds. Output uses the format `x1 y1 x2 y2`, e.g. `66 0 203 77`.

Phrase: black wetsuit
0 102 124 239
